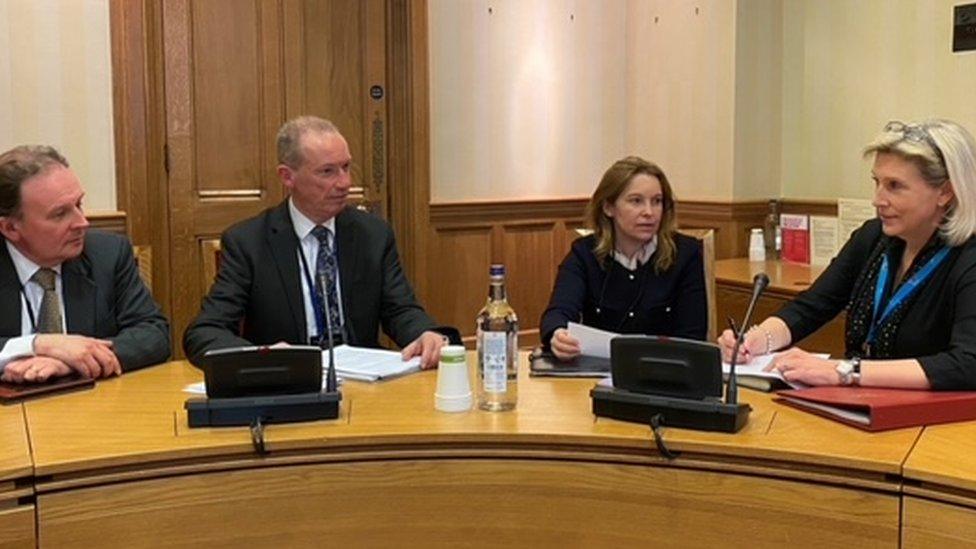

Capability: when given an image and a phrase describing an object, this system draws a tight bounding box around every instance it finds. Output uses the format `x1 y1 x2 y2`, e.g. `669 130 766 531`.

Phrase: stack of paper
328 345 421 382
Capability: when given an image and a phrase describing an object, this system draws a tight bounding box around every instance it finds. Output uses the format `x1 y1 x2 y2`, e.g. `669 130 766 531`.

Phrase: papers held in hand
196 345 322 398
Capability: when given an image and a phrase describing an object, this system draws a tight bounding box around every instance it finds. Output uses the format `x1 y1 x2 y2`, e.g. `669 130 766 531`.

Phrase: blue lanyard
867 245 951 344
297 245 326 340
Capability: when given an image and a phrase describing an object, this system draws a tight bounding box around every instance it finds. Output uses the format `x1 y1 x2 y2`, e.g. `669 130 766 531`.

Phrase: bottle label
482 331 508 393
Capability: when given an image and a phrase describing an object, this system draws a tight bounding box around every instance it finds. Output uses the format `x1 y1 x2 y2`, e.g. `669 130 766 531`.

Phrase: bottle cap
490 264 505 276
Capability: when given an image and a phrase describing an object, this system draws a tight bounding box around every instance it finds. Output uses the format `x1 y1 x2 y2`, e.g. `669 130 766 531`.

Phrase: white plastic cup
748 227 766 262
435 345 472 412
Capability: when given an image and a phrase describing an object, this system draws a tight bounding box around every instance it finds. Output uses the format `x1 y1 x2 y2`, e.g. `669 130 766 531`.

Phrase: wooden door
162 0 287 356
283 0 389 216
114 0 417 357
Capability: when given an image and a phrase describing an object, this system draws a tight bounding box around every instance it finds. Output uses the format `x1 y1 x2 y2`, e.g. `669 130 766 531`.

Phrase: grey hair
864 119 976 247
276 116 340 168
0 145 70 217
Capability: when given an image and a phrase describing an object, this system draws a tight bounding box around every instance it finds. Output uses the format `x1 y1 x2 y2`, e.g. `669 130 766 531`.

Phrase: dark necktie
311 226 343 343
32 268 63 334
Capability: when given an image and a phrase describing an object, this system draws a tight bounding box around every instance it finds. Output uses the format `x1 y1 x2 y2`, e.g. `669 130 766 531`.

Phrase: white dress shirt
289 198 346 343
0 240 67 370
612 235 659 270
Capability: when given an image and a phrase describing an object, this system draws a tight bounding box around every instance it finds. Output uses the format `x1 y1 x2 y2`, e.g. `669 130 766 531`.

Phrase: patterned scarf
845 234 946 359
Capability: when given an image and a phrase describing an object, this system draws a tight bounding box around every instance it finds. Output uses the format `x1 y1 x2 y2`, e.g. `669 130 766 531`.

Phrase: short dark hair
0 145 69 217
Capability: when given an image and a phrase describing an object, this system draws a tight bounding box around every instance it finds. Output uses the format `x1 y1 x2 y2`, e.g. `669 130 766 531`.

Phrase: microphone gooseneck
318 272 338 393
726 273 770 405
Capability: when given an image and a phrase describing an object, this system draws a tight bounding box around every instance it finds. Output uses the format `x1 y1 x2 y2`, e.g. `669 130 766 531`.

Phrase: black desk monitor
197 346 322 398
610 336 722 400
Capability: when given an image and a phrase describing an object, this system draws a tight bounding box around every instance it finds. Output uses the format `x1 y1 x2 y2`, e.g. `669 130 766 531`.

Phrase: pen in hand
727 316 750 361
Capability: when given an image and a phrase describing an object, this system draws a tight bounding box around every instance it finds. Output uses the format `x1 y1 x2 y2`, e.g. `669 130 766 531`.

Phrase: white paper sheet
722 351 829 389
328 344 421 382
568 322 619 359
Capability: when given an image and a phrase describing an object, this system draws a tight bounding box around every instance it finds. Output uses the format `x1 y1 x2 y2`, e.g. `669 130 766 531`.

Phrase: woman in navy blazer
540 156 707 360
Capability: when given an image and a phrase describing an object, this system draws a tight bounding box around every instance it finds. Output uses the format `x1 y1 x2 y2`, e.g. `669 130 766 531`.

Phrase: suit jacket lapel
335 208 360 325
0 241 22 335
267 201 307 342
62 255 97 335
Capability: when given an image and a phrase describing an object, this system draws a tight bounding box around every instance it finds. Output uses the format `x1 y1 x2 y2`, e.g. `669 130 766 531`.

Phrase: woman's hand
717 328 766 364
550 328 581 361
766 347 841 386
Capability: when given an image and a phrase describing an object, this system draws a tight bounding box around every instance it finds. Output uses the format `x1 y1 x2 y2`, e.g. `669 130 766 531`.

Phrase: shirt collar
289 197 336 241
612 236 658 271
5 239 61 286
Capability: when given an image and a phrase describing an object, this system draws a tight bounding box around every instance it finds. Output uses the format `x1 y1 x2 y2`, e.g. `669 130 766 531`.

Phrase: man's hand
33 334 121 379
401 331 448 370
1 356 73 384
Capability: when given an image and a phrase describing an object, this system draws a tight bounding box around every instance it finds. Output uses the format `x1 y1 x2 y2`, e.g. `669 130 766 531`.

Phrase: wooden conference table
2 354 976 547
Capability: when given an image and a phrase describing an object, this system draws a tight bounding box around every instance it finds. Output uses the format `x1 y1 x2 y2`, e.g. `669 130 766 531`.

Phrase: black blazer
0 230 171 371
776 218 976 390
539 233 708 349
183 201 449 362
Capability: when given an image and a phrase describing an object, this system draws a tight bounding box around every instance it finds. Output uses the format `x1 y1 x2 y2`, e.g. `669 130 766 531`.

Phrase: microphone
726 272 770 405
317 272 338 393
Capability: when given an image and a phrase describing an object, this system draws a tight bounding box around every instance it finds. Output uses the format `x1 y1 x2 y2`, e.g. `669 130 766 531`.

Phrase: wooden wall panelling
426 225 493 341
499 222 560 347
676 200 767 260
163 0 286 358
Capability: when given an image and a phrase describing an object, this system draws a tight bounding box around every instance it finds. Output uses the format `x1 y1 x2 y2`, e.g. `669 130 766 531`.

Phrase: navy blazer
0 230 171 371
183 200 450 362
539 233 707 348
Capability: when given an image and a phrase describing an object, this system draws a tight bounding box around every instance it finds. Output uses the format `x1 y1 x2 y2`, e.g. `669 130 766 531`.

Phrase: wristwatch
836 356 862 386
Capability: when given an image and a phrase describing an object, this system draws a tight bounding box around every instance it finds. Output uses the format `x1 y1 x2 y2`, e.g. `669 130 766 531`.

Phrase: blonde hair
584 156 677 272
864 119 976 246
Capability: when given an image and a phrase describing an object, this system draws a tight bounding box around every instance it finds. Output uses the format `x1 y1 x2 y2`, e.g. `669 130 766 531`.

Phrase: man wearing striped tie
183 116 457 369
0 146 171 383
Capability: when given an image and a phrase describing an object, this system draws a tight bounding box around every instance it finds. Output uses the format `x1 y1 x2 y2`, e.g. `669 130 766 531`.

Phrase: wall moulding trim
427 198 840 260
431 198 781 225
88 211 128 235
430 197 589 226
779 199 838 217
677 200 768 221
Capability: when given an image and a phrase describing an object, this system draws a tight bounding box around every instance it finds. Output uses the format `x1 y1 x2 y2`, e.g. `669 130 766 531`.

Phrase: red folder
775 387 976 431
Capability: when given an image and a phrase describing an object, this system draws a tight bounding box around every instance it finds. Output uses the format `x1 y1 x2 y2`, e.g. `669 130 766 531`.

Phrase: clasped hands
1 334 120 384
717 328 844 386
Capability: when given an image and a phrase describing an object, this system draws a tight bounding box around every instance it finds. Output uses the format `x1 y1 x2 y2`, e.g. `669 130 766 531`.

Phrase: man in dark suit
0 145 170 383
183 116 455 368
